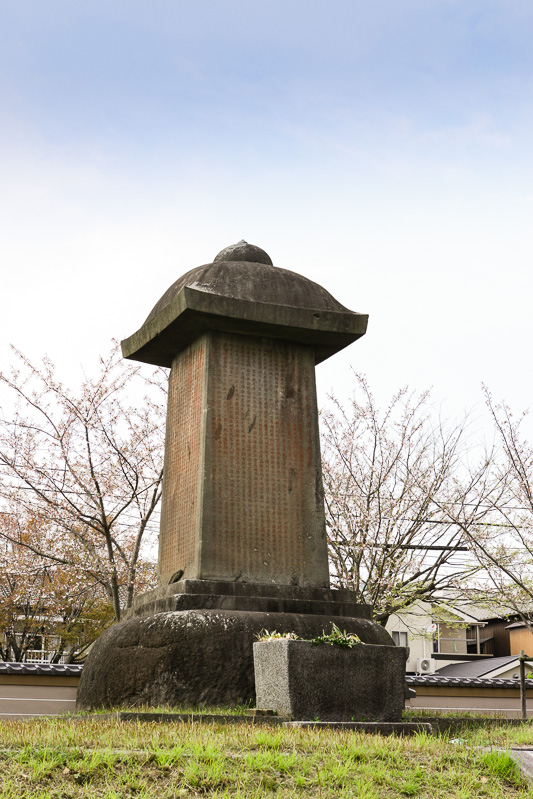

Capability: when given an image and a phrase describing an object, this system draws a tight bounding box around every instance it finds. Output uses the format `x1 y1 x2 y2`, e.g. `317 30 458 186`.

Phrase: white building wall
386 602 434 673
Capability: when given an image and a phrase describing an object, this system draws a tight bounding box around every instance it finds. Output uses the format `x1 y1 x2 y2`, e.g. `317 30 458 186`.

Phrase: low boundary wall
406 674 533 718
2 666 532 721
0 663 82 719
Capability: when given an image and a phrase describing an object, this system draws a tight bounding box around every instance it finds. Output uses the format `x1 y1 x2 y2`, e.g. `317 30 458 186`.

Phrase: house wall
482 620 512 656
509 628 533 657
386 603 477 671
386 603 432 673
406 684 533 718
0 674 79 719
486 666 522 679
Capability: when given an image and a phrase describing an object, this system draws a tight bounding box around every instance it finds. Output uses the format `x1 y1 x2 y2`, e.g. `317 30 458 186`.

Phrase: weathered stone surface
119 242 368 591
213 240 273 265
122 579 373 620
254 639 407 722
121 245 368 368
158 332 328 587
76 610 392 711
130 579 372 603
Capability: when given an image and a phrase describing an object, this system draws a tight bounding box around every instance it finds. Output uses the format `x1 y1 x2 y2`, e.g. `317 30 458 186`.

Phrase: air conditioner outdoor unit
416 657 436 674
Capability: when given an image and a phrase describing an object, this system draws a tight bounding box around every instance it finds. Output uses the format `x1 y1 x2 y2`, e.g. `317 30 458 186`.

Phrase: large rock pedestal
77 613 395 711
77 581 394 710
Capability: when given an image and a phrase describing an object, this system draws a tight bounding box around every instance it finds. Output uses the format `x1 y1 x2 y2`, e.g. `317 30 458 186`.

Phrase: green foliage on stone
310 622 362 648
257 630 302 641
258 623 362 647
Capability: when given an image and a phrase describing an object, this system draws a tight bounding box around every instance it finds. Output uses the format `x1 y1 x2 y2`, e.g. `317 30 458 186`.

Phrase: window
391 631 408 647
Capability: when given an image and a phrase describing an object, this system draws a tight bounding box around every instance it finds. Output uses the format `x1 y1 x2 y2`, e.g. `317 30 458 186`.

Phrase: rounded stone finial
213 240 273 265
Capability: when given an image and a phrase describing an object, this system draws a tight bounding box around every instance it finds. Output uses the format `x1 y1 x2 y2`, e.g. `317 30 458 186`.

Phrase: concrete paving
284 721 433 735
509 748 533 782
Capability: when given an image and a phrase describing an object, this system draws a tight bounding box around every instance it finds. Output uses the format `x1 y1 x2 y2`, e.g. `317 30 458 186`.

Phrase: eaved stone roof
122 241 368 368
0 662 83 675
144 241 353 324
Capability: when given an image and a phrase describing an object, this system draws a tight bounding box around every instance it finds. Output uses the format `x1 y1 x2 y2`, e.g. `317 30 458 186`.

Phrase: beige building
386 602 433 673
386 601 489 673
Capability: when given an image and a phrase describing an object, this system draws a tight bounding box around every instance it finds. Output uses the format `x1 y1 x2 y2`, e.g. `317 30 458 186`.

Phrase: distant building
386 601 488 673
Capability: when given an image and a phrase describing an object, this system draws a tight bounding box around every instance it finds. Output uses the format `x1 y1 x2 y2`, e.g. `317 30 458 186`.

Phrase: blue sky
1 1 532 434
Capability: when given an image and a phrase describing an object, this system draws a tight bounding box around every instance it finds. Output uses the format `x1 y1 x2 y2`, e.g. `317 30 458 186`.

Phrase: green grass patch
403 708 510 720
77 702 255 716
462 722 533 748
481 750 525 787
0 717 531 797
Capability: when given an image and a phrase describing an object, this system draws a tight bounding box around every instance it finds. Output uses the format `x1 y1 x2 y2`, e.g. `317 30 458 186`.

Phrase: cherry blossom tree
0 513 115 662
446 388 533 624
321 374 496 624
0 343 165 622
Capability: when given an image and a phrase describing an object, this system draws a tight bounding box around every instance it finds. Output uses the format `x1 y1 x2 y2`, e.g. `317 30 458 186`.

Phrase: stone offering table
77 241 405 712
253 638 407 722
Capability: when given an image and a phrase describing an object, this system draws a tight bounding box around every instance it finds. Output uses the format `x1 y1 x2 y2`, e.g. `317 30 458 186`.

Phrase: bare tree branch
321 374 493 624
0 342 166 622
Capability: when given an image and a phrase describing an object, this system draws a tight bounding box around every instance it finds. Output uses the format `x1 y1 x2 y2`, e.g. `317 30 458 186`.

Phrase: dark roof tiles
407 674 533 688
0 662 83 675
435 655 518 679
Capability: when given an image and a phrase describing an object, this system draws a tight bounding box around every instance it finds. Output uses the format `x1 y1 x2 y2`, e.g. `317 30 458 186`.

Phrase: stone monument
77 241 404 711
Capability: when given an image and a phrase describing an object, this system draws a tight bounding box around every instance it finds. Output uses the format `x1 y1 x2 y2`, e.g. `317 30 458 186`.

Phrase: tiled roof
0 662 83 675
435 656 517 679
445 602 520 623
407 674 533 689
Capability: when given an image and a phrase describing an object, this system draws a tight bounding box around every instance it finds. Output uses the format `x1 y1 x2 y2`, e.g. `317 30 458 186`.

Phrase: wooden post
520 650 527 721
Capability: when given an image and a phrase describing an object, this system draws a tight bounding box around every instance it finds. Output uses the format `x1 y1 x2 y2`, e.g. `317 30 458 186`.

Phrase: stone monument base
122 580 374 620
76 583 395 711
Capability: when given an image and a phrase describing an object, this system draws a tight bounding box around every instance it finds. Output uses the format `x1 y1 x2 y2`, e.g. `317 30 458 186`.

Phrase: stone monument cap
213 240 273 265
121 241 368 367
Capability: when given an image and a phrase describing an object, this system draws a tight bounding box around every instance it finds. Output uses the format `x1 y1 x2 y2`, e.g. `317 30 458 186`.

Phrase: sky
1 0 532 439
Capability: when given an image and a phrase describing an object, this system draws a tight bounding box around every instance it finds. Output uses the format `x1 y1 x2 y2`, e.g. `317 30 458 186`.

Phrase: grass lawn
0 715 532 798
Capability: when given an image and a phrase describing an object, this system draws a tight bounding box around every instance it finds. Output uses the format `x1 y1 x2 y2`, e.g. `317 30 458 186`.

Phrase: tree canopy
447 388 533 625
0 344 166 627
321 374 497 624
